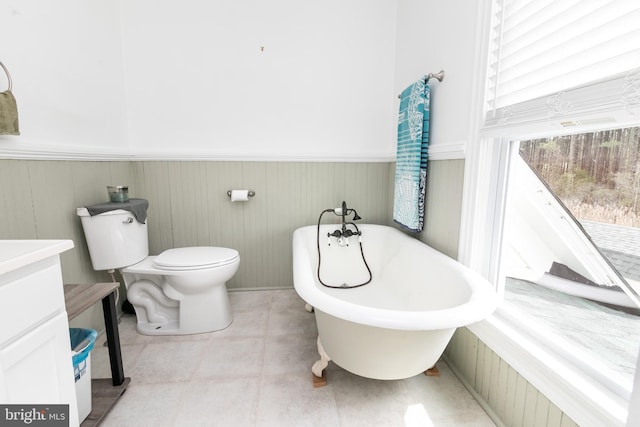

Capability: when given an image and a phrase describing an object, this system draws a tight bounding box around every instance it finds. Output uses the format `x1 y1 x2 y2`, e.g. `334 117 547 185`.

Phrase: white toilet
77 199 239 335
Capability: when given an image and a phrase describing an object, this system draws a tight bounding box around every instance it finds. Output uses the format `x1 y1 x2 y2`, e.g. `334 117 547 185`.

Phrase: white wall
1 1 482 162
119 0 398 160
1 0 398 161
394 0 483 160
0 0 129 157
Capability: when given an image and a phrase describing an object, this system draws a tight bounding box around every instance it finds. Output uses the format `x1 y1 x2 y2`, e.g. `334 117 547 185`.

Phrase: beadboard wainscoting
420 159 465 260
0 158 469 287
444 327 580 427
130 161 394 289
0 159 133 330
0 159 133 286
0 158 467 330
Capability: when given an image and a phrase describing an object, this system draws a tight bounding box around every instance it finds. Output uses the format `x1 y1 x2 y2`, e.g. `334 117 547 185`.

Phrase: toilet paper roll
230 190 250 202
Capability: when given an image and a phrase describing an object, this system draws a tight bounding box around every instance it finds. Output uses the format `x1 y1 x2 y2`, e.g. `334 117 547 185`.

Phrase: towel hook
0 61 12 92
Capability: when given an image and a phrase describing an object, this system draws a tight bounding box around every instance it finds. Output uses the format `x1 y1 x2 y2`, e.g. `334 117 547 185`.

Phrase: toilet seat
153 247 240 271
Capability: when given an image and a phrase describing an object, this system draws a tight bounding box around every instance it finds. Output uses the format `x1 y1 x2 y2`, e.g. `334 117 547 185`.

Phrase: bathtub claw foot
305 303 314 313
425 365 440 377
311 337 331 386
312 372 327 387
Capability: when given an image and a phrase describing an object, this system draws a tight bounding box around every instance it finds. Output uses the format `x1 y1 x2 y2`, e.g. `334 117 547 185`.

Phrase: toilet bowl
122 249 239 335
76 199 240 336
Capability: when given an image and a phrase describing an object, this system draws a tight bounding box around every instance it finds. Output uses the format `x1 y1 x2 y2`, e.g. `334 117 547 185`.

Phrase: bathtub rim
293 224 498 331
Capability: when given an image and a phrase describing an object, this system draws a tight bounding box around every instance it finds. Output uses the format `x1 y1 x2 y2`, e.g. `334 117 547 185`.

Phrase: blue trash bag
69 328 98 367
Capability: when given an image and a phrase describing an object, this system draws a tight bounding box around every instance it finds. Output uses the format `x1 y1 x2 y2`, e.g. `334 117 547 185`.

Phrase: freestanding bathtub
293 223 497 381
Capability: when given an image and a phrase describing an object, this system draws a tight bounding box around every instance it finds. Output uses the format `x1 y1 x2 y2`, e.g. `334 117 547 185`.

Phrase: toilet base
134 317 233 336
136 320 180 336
131 285 233 336
122 261 236 336
177 286 234 334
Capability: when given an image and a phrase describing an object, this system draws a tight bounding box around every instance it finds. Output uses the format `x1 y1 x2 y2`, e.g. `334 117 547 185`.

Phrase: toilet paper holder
226 190 256 198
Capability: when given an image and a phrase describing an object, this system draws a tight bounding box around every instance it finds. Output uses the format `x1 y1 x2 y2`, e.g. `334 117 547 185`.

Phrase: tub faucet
340 201 361 236
327 201 362 245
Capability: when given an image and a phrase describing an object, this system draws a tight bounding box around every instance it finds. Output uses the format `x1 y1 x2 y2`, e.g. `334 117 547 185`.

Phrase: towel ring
0 61 12 92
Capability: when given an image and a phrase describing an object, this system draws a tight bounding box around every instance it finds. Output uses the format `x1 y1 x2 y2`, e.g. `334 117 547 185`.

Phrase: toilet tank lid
77 207 129 216
77 198 149 224
154 247 239 269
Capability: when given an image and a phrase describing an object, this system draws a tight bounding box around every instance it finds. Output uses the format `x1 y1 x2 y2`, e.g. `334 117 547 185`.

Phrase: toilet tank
77 207 149 271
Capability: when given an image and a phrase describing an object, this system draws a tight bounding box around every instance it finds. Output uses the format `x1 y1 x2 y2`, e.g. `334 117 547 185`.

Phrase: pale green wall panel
422 159 464 259
125 160 393 289
265 162 299 287
167 161 211 248
211 161 246 283
237 161 268 289
389 159 465 259
1 158 454 333
107 162 131 189
129 160 147 200
202 161 225 245
444 328 580 427
134 162 175 254
28 161 76 238
305 162 343 214
346 162 390 225
0 160 37 239
28 161 85 283
0 159 133 333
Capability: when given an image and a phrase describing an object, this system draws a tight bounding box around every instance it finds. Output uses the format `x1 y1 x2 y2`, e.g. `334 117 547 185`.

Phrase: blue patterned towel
393 77 430 232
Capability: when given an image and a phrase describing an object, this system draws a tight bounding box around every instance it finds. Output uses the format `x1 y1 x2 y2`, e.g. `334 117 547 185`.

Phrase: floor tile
267 307 317 337
263 333 318 376
175 377 260 426
213 309 269 339
100 381 185 427
93 289 496 426
194 336 265 379
257 372 340 427
229 290 273 312
330 370 412 427
126 340 210 384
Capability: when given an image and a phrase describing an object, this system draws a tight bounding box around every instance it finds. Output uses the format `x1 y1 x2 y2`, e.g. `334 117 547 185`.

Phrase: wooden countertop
64 283 120 321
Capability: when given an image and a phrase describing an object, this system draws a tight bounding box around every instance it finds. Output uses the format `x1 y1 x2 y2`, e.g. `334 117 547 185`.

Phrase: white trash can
70 328 98 423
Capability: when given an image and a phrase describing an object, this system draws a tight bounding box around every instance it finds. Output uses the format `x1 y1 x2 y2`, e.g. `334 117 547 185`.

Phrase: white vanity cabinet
0 240 78 427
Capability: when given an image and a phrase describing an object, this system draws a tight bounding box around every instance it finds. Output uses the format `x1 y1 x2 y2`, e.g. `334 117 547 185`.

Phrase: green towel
0 90 19 135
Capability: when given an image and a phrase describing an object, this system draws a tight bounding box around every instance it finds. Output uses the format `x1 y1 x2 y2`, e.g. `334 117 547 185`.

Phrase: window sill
467 303 629 427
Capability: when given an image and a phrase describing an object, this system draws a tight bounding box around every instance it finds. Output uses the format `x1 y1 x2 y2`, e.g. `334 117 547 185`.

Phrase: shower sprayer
316 202 372 288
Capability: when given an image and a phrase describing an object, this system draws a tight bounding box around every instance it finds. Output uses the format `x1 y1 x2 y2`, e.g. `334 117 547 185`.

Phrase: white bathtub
293 224 497 380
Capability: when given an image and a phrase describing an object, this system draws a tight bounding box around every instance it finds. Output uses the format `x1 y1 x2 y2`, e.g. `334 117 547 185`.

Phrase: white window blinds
485 0 640 133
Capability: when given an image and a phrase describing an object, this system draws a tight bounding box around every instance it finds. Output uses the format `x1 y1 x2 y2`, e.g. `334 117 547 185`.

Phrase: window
504 126 640 399
485 0 640 129
459 1 640 426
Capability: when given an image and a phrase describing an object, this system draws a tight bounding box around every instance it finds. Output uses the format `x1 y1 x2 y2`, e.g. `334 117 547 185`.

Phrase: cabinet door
0 258 66 344
0 312 79 426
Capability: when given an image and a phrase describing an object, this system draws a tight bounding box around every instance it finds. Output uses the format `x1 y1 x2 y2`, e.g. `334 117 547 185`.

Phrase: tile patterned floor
91 289 495 427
